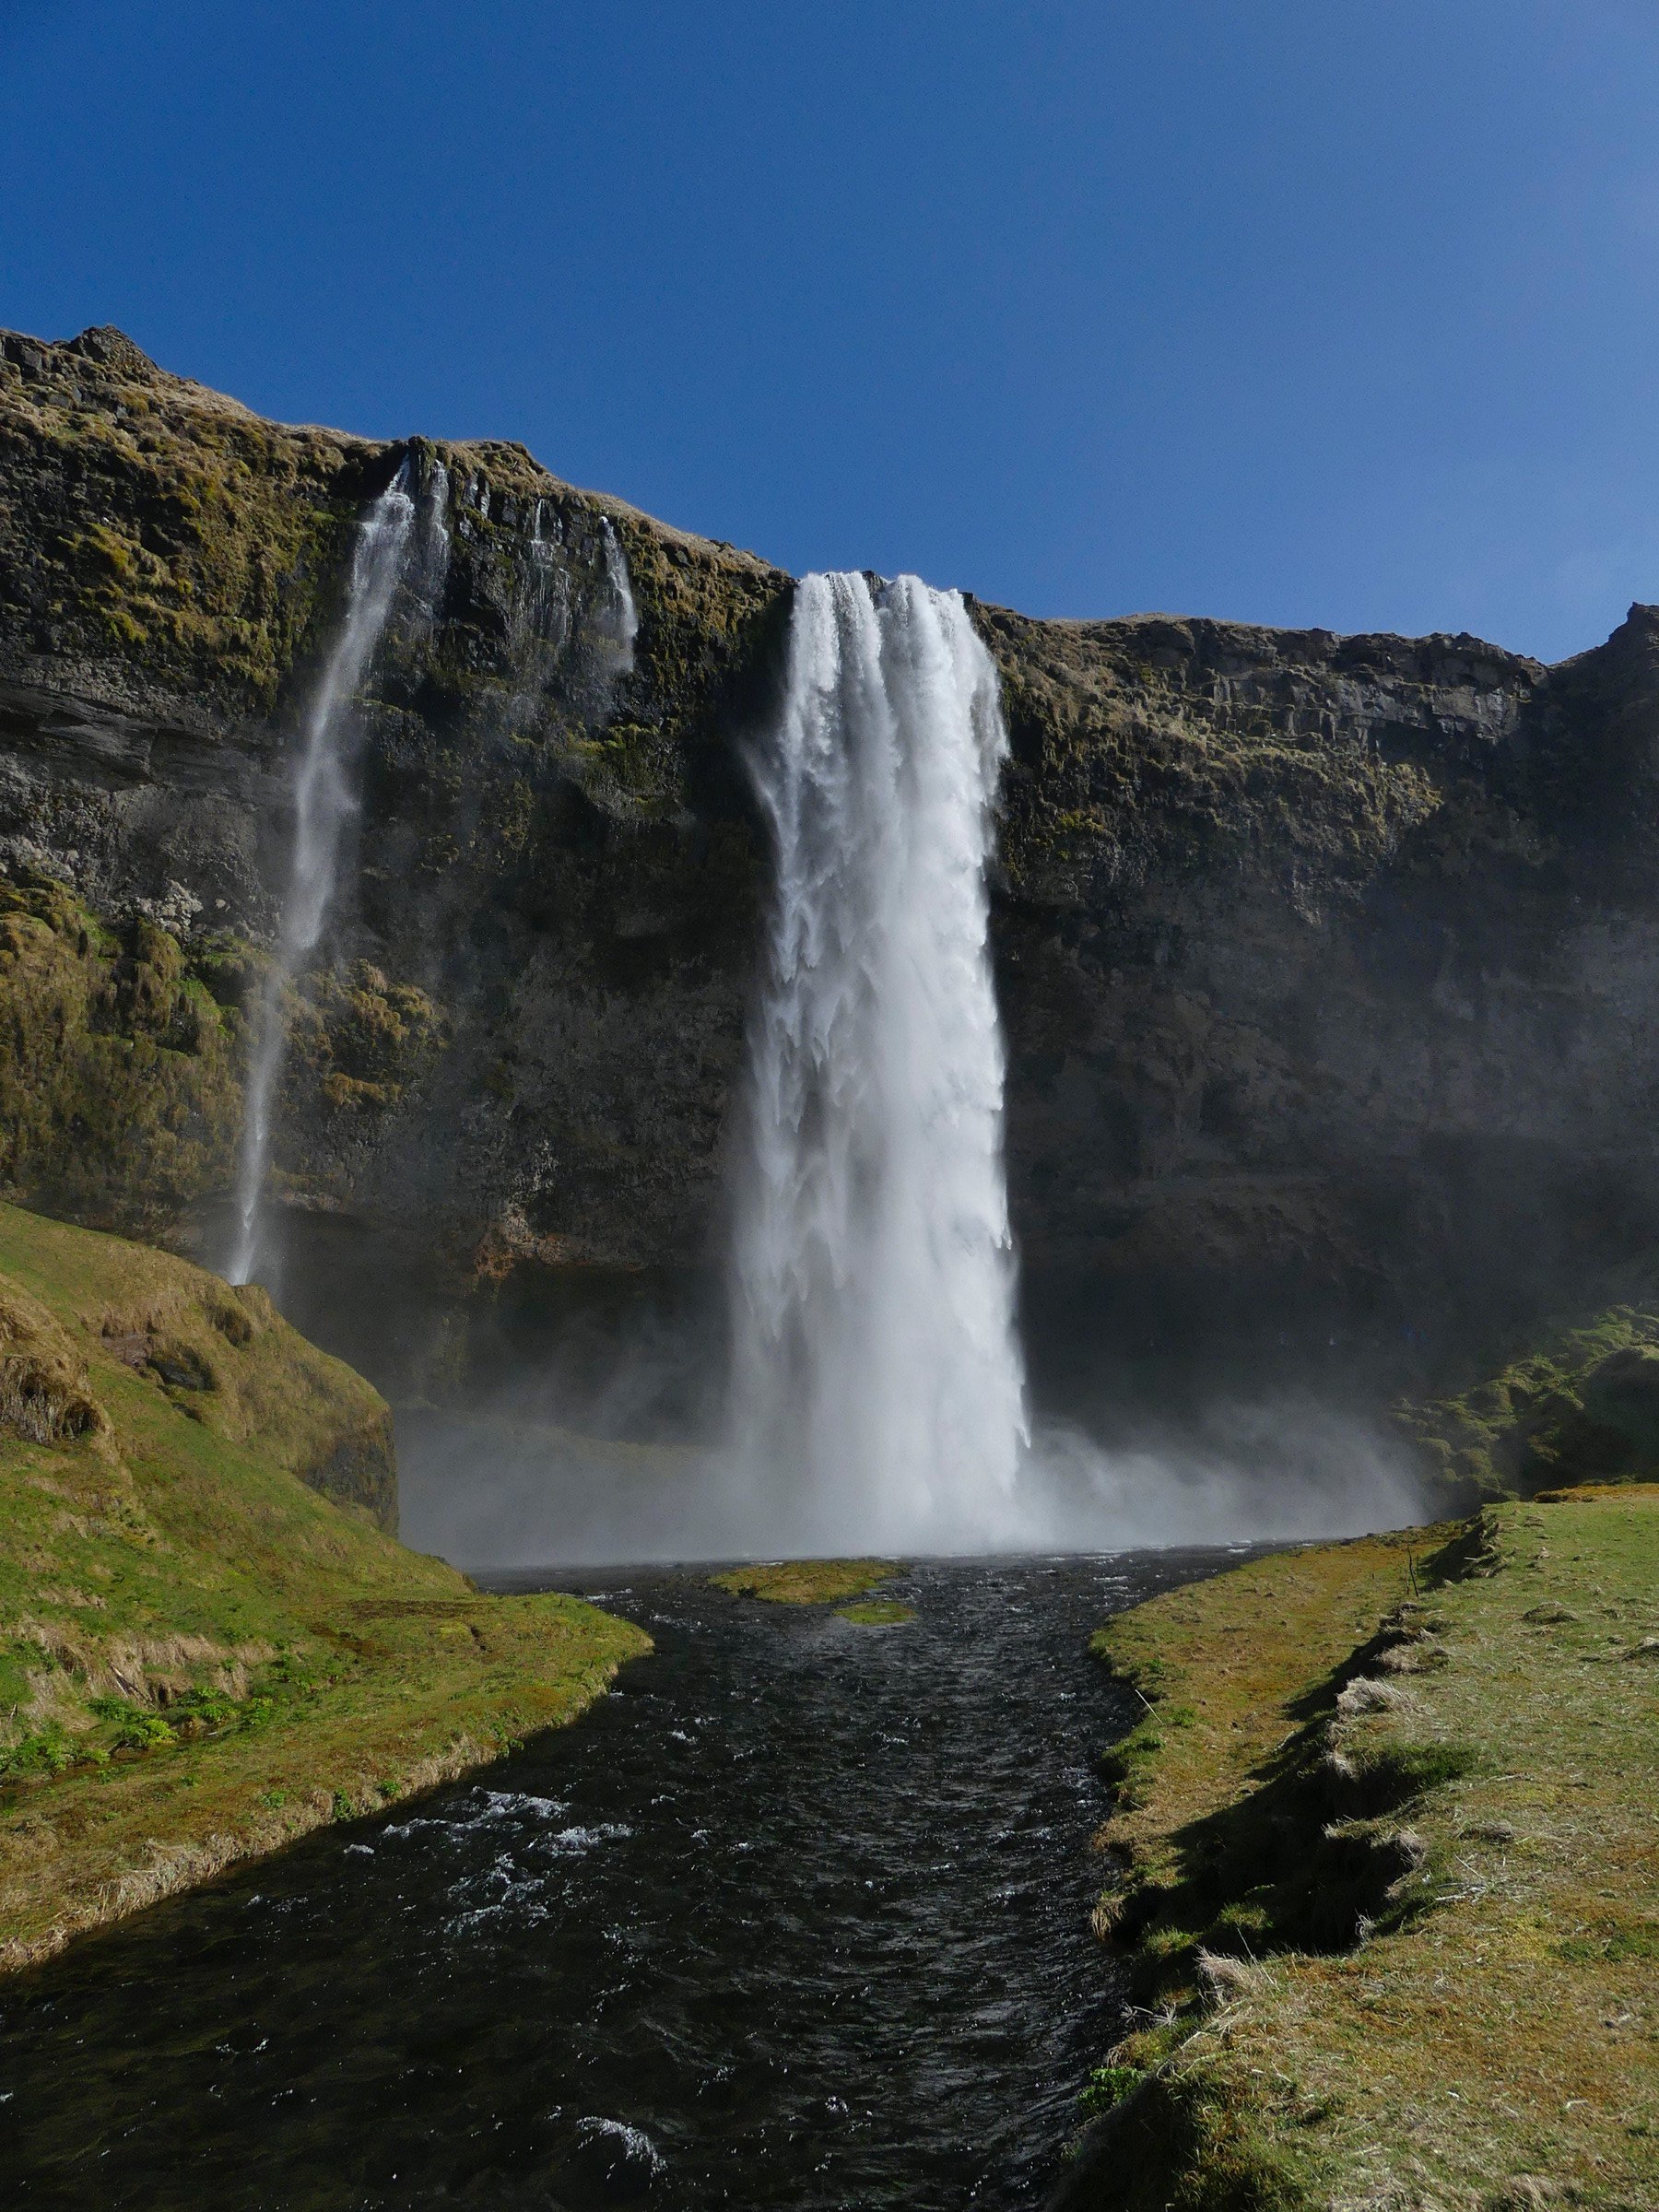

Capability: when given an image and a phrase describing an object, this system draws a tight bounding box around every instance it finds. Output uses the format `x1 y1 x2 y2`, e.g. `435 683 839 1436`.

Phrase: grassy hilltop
0 1200 647 1972
1067 1490 1659 2211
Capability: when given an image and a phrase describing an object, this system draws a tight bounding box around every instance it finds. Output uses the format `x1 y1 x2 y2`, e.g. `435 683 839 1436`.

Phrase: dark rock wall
0 326 785 1297
5 324 1659 1399
977 603 1659 1380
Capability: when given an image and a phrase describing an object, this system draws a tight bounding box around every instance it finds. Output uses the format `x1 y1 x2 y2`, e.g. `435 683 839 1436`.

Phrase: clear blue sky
3 0 1656 661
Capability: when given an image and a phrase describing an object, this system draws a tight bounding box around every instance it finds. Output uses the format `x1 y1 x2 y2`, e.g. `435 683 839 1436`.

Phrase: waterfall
225 465 418 1288
600 517 638 673
726 571 1029 1551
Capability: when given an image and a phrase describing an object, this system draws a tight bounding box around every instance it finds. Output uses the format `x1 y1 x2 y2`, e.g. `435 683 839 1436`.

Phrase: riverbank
0 1202 648 1971
1 1552 1165 2209
1068 1491 1659 2210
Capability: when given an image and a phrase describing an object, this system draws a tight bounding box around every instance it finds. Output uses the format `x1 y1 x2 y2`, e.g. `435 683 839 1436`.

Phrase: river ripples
2 1550 1238 2209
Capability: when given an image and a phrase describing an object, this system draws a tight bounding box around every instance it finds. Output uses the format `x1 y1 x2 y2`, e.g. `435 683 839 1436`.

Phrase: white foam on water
575 2118 665 2175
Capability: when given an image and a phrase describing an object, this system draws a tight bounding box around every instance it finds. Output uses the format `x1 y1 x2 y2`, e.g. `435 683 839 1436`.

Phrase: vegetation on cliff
1406 1291 1659 1506
1066 1493 1659 2210
0 1200 648 1972
0 874 241 1234
0 324 363 715
970 602 1523 920
0 867 461 1241
10 321 1659 1397
0 324 794 1277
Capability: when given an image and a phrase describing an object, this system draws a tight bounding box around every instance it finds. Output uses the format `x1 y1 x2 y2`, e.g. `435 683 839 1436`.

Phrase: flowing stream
0 1551 1241 2211
227 466 419 1287
727 574 1027 1555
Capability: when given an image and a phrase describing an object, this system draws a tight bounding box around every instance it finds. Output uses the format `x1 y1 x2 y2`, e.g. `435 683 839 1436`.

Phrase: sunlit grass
0 1201 647 1971
710 1558 900 1606
1072 1494 1659 2209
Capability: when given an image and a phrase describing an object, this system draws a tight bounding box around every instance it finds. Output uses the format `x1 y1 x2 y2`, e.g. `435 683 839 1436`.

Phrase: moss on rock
0 875 242 1231
287 959 450 1114
0 326 364 715
1404 1299 1659 1504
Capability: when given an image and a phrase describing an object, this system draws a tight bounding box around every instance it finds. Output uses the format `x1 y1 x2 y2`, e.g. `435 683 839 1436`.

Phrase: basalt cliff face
4 324 1659 1401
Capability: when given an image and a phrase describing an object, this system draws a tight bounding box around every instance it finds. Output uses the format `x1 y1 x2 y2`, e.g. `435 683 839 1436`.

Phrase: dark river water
1 1551 1236 2211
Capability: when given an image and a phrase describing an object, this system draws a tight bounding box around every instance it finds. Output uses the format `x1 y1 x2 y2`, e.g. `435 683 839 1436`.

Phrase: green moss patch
710 1559 900 1606
1 329 363 714
1405 1297 1659 1505
0 877 243 1234
288 959 450 1114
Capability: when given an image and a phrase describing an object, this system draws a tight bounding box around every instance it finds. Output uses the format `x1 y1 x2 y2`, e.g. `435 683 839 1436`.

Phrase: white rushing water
726 571 1030 1550
226 466 418 1287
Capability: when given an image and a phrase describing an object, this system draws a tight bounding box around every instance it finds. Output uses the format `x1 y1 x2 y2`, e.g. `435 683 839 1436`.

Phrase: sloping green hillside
1067 1491 1659 2211
0 1201 647 1971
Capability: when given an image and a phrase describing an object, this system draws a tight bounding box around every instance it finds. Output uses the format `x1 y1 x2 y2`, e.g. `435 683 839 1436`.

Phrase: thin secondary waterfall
600 517 638 671
727 571 1029 1550
226 465 418 1287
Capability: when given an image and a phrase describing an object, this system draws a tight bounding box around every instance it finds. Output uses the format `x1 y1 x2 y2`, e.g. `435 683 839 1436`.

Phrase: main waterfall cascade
226 465 422 1288
727 571 1030 1551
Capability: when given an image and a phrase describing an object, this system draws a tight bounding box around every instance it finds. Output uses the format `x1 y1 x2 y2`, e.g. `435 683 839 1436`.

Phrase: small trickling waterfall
726 571 1029 1550
600 517 638 672
226 465 419 1287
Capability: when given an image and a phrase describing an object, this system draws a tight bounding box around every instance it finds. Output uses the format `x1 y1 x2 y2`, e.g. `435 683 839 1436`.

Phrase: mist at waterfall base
396 571 1423 1570
396 1376 1425 1568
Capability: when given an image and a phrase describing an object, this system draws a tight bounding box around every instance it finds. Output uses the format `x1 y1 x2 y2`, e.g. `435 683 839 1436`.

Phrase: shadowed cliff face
4 322 1659 1407
976 601 1659 1394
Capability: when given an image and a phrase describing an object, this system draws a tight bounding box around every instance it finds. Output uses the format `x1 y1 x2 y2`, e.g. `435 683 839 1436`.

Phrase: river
1 1550 1242 2209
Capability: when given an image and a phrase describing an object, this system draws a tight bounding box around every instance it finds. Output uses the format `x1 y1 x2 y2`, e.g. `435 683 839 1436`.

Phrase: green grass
835 1599 916 1626
1067 1495 1659 2210
0 1200 648 1971
1406 1297 1659 1505
710 1558 900 1606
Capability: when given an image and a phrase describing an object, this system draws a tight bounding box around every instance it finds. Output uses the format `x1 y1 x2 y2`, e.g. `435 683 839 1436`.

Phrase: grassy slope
1069 1495 1659 2211
0 1201 648 1971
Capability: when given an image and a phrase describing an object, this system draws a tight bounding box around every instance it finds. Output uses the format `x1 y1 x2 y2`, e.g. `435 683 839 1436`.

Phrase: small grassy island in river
1066 1488 1659 2212
711 1558 917 1622
0 1202 647 1973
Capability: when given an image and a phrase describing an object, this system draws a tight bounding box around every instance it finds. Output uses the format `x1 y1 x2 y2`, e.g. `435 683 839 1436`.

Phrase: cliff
6 323 1659 1406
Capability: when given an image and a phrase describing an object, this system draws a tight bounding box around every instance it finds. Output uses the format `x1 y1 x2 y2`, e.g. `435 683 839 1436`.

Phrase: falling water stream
728 574 1028 1553
601 518 639 672
226 466 419 1287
